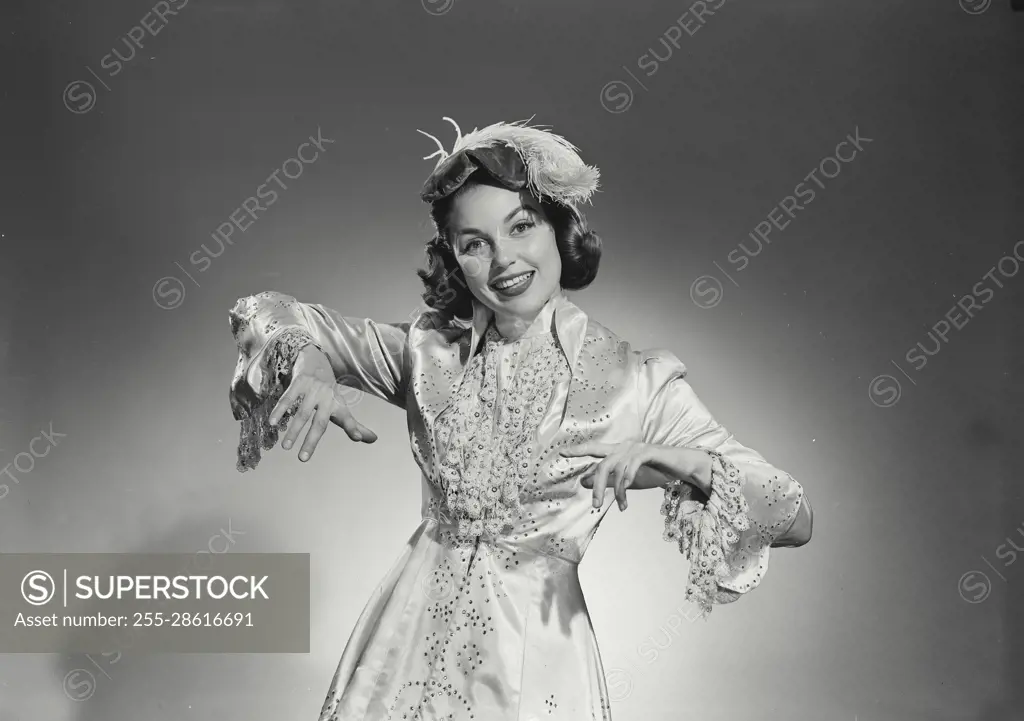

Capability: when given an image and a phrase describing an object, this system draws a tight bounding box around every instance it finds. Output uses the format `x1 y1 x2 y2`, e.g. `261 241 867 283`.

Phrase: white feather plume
418 117 601 208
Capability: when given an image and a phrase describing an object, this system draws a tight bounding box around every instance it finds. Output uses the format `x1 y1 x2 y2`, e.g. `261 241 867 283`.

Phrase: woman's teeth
493 272 533 290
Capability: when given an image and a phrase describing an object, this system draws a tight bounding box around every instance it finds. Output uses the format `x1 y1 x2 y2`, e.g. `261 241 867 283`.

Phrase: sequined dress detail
226 290 807 721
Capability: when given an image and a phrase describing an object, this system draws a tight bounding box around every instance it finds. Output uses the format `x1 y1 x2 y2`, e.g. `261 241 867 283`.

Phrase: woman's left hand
559 442 713 511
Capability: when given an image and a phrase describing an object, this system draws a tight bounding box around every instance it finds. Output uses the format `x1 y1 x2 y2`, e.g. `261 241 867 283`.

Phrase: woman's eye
511 220 535 235
464 239 487 253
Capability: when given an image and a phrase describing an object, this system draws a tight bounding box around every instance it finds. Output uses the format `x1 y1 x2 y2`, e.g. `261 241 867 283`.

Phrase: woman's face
447 182 562 324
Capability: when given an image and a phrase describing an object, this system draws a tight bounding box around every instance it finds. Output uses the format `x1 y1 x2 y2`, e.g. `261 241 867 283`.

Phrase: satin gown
227 290 805 721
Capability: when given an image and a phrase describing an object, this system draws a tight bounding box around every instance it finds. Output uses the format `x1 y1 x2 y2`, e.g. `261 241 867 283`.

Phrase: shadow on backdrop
52 512 305 721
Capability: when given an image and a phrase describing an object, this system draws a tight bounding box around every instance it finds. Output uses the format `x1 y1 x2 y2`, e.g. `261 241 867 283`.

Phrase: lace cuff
235 327 323 473
660 448 755 618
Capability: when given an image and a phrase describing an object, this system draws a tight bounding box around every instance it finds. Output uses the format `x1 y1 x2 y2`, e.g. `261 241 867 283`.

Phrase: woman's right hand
268 345 378 462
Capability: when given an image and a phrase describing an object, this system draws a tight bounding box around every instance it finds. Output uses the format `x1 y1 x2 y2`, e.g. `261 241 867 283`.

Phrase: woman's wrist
296 343 332 375
686 449 714 496
647 445 713 496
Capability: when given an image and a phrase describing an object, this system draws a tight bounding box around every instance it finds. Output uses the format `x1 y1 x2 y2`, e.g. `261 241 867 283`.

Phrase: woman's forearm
230 292 410 410
644 444 812 547
645 445 713 496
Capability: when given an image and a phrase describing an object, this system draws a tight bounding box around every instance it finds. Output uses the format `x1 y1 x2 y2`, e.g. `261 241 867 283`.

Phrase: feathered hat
417 117 600 215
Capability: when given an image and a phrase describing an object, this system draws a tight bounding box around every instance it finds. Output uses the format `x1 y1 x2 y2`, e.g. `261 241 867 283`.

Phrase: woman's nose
492 236 514 267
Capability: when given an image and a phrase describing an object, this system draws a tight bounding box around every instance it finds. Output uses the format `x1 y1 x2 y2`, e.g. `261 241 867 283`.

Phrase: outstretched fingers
280 390 316 452
269 381 304 429
615 458 641 511
587 459 614 510
330 401 378 444
560 442 614 459
298 402 333 461
578 451 644 511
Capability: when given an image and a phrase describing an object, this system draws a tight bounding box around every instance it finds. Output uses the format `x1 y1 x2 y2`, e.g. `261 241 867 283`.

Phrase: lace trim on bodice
432 323 568 540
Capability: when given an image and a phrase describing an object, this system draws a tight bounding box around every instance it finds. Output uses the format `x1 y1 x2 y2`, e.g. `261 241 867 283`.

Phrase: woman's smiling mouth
490 271 535 291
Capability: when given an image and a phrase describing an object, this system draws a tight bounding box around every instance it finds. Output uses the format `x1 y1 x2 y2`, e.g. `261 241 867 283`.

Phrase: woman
228 118 813 721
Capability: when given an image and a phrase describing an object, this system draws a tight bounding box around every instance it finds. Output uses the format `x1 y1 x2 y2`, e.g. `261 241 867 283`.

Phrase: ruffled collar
449 290 588 378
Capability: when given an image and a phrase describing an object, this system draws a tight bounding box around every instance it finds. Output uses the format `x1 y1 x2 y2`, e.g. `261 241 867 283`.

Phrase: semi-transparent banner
0 553 309 653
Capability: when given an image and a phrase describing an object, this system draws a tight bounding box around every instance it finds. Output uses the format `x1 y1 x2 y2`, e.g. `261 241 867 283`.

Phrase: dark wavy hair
416 171 602 319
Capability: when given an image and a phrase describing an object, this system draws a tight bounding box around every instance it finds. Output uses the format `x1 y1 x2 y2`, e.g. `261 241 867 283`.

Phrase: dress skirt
317 518 613 721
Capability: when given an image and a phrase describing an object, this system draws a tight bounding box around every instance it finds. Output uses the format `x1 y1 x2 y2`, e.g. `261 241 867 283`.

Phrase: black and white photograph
1 1 1022 719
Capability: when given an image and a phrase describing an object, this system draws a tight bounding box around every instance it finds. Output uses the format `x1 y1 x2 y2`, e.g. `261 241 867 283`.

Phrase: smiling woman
417 170 601 334
226 117 812 721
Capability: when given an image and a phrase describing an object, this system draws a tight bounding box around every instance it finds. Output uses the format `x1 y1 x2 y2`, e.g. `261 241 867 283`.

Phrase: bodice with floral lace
432 321 570 540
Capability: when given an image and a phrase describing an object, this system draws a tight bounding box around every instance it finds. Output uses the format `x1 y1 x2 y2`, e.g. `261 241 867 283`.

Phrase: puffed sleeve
637 348 805 616
229 291 411 473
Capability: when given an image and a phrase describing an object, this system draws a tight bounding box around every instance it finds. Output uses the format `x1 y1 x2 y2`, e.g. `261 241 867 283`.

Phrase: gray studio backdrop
1 0 1022 720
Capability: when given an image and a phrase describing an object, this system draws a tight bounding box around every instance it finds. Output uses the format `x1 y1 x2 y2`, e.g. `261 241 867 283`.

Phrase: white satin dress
227 290 806 721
